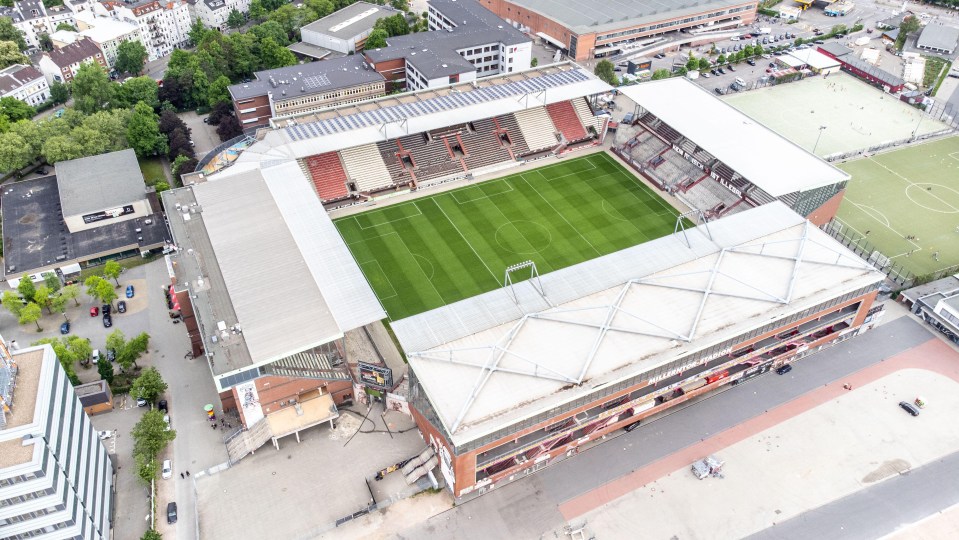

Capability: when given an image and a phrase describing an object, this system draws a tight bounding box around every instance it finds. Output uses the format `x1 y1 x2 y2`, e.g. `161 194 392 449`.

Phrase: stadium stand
545 101 588 142
304 152 350 201
341 144 397 193
513 107 559 152
493 114 531 155
572 97 603 135
462 119 515 170
375 140 415 185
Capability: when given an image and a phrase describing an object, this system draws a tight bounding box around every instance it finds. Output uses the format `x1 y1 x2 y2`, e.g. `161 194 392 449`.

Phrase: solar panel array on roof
303 74 332 89
284 69 591 141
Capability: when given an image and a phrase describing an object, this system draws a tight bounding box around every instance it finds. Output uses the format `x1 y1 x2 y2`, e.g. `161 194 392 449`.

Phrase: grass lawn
336 153 681 320
138 156 166 187
834 136 959 278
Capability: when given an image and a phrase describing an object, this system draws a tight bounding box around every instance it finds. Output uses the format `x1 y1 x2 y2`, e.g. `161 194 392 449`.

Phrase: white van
91 349 101 364
734 77 746 88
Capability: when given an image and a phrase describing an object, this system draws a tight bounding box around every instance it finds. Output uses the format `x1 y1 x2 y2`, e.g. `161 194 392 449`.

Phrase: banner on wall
235 381 264 425
386 392 411 417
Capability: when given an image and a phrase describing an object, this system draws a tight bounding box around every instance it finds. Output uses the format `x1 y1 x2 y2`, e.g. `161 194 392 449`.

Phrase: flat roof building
1 150 169 287
299 1 401 55
478 0 757 61
394 202 884 497
0 340 114 539
916 24 959 55
900 274 959 345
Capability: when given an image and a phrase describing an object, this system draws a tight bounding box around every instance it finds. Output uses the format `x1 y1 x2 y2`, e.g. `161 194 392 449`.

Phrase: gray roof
917 24 959 52
838 55 906 87
228 54 384 101
817 42 853 58
44 37 103 69
301 1 399 40
0 64 43 94
1 175 168 277
503 0 749 35
55 149 147 218
11 0 45 22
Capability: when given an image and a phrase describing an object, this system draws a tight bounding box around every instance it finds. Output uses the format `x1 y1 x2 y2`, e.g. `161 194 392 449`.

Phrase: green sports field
834 136 959 278
335 153 681 320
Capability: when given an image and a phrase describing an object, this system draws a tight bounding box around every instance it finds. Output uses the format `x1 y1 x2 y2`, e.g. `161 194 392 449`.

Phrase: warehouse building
916 24 959 55
392 203 884 498
296 1 401 57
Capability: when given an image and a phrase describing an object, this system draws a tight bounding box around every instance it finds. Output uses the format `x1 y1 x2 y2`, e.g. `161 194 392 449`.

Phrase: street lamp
813 125 827 154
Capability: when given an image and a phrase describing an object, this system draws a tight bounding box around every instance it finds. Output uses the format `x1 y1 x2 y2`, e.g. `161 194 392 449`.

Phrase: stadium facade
392 203 884 498
479 0 757 61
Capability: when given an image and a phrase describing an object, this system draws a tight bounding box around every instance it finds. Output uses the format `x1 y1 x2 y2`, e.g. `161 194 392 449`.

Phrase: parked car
136 396 148 407
90 306 99 317
728 65 736 71
162 459 173 480
159 399 168 412
167 502 177 524
117 300 127 313
624 419 642 432
718 68 726 74
702 72 711 78
60 322 70 335
106 349 116 363
776 364 793 375
126 285 135 298
36 168 48 175
747 59 756 66
98 430 114 440
102 303 111 315
163 414 171 431
103 314 112 328
654 53 666 59
899 401 920 416
91 349 100 364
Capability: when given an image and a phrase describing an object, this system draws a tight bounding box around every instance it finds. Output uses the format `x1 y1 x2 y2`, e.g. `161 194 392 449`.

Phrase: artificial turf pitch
335 152 681 320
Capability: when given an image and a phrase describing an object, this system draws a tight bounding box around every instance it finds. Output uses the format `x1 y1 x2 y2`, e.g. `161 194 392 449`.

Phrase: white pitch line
519 174 602 258
428 199 501 286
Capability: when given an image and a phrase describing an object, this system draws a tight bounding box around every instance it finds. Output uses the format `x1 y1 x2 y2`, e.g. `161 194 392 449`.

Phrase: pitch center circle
495 220 552 255
904 183 959 214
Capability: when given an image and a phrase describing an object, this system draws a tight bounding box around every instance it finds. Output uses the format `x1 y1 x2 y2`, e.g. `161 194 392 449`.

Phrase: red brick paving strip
559 338 959 520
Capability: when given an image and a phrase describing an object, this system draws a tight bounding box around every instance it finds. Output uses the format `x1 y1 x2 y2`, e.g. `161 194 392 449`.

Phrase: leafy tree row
131 367 173 484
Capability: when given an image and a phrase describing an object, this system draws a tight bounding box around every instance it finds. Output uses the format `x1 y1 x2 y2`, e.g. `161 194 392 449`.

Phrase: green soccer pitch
834 136 959 278
335 152 682 320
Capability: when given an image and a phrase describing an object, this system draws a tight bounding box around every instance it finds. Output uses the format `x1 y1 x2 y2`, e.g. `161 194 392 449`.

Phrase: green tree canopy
32 337 80 384
103 260 122 287
594 60 617 86
135 453 159 485
0 41 29 69
19 302 42 331
374 13 410 37
0 20 27 51
55 22 77 32
116 76 159 109
98 356 114 384
132 409 176 460
1 290 23 318
131 367 167 403
42 135 84 163
17 274 35 304
227 9 245 29
248 0 267 21
651 69 671 80
0 132 34 173
259 37 297 69
698 57 711 71
42 272 61 293
365 29 388 49
0 96 34 122
33 285 53 314
72 63 113 114
61 284 81 306
207 75 232 108
127 101 167 157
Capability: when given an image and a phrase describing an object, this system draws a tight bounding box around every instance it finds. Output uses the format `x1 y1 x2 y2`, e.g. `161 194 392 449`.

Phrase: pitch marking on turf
411 253 435 281
449 182 515 204
428 199 501 286
493 221 553 256
867 157 959 213
346 222 406 245
359 260 398 300
394 231 447 308
595 152 680 218
518 175 602 258
601 200 630 222
355 204 424 229
849 202 891 228
948 151 959 163
904 183 959 214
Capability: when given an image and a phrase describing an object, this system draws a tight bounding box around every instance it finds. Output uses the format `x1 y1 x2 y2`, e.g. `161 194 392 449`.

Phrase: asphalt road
395 315 938 539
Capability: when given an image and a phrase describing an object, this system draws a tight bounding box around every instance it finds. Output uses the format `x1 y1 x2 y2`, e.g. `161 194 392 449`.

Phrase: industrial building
477 0 757 61
817 44 906 92
900 275 959 345
0 339 114 539
1 149 169 287
296 1 401 57
391 203 884 497
916 24 959 55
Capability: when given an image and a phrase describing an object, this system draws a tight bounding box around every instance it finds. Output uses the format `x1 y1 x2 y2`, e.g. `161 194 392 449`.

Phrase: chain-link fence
820 220 917 287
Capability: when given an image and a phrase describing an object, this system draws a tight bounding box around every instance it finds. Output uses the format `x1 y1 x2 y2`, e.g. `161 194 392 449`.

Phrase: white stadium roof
619 78 850 197
232 63 611 167
392 202 882 446
188 161 385 366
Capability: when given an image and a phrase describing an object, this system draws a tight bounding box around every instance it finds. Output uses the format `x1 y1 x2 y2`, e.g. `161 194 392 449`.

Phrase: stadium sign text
648 347 732 384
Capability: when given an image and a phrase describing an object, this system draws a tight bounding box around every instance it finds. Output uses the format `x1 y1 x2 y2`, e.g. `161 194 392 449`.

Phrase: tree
698 57 711 71
141 529 163 540
594 60 617 86
0 132 34 173
686 55 699 71
42 134 84 163
216 115 243 141
390 0 408 10
56 22 77 32
131 367 167 403
32 337 80 384
259 37 297 69
19 302 42 331
66 335 92 366
17 274 35 305
97 353 114 383
2 290 23 318
899 17 920 36
743 45 754 58
651 69 671 80
42 272 61 293
126 332 151 369
172 157 197 183
167 128 193 160
754 44 764 57
717 54 727 65
0 41 29 69
0 20 27 51
0 96 34 121
50 294 68 320
374 14 410 37
97 280 118 308
364 29 388 49
249 20 289 47
132 409 176 459
188 19 210 47
61 284 81 306
227 9 245 29
37 32 52 52
135 453 159 485
248 0 267 21
33 285 53 314
155 181 170 193
127 101 167 157
158 109 187 136
207 101 233 125
72 63 113 114
530 57 538 68
207 75 232 108
103 260 122 287
115 76 158 109
106 329 127 364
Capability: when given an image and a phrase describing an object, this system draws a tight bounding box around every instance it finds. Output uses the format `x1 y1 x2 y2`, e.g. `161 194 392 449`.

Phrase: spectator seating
494 115 530 155
462 119 514 171
572 97 603 135
375 140 413 185
304 152 350 201
341 144 397 193
513 107 559 152
682 175 752 218
545 101 587 142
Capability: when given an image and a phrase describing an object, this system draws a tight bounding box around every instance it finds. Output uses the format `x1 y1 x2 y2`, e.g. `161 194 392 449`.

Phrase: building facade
299 1 400 54
0 341 114 539
0 64 49 106
74 11 144 69
37 37 107 84
94 0 190 60
190 0 251 32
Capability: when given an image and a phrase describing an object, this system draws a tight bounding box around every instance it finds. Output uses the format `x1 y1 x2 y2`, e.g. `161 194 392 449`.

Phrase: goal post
504 260 547 304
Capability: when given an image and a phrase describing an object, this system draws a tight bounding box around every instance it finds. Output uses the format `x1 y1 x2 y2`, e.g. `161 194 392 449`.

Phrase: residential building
916 24 959 55
37 36 107 84
1 149 169 287
2 0 55 50
0 339 114 539
74 11 144 68
228 54 386 128
363 0 531 92
94 0 190 60
478 0 757 61
298 1 400 56
189 0 251 32
0 64 49 106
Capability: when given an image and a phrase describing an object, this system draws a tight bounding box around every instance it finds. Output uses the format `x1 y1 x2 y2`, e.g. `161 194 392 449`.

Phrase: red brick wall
805 189 846 226
367 57 407 91
232 94 271 128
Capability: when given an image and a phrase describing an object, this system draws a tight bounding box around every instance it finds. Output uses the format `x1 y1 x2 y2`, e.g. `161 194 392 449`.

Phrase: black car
718 68 726 75
728 65 736 71
654 53 666 59
714 87 724 95
106 349 116 363
117 300 127 313
899 401 920 416
747 59 756 66
37 168 48 175
710 69 718 75
159 399 168 413
167 502 178 524
103 314 112 328
776 364 792 375
102 303 111 315
624 419 642 432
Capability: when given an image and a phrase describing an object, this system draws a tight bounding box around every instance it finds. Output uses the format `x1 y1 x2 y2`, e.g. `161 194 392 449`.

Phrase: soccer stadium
168 61 885 498
828 136 959 279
